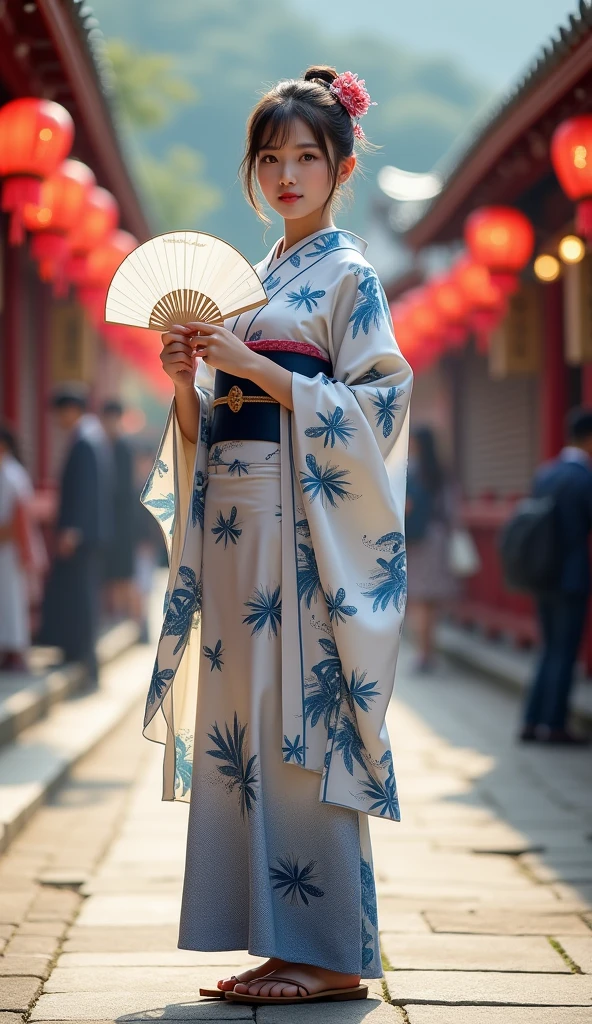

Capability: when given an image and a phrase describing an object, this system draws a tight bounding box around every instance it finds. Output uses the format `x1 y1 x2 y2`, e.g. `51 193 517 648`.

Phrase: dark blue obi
209 344 331 445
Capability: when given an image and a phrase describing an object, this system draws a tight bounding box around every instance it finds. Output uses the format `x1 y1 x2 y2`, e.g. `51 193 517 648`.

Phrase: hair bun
303 65 338 88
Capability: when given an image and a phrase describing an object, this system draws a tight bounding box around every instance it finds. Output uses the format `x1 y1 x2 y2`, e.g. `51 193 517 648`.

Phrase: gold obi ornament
213 385 278 412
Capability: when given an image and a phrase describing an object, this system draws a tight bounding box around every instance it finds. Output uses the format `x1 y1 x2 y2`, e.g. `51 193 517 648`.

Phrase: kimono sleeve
289 264 412 819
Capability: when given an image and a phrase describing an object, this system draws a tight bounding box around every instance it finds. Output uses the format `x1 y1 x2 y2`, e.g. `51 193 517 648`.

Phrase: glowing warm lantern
558 234 586 264
464 206 535 294
453 257 506 352
533 254 561 282
428 276 469 347
551 116 592 240
0 98 75 244
67 187 119 284
24 160 95 288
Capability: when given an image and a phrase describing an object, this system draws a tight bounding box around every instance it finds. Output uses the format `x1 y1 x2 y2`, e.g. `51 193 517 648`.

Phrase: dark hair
567 406 592 443
0 423 21 463
102 399 124 417
51 383 88 411
240 65 367 222
412 425 445 495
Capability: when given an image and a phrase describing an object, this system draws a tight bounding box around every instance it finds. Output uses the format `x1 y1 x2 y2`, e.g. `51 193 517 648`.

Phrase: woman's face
256 117 355 222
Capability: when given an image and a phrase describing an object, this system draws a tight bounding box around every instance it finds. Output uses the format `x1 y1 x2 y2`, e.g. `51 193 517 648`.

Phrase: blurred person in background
101 399 136 621
131 445 166 643
521 407 592 746
37 385 113 689
405 425 457 672
0 425 43 671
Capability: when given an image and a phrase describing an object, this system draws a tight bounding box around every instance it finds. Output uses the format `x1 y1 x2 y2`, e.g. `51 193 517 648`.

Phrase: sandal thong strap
249 976 309 995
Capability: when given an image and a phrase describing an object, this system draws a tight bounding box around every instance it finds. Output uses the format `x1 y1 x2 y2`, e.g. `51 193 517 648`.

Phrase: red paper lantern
551 115 592 240
464 206 534 294
453 258 506 352
24 160 95 290
428 276 469 348
67 187 119 284
0 98 74 244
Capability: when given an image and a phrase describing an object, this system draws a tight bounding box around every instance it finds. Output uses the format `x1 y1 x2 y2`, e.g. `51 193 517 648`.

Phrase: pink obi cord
245 339 329 361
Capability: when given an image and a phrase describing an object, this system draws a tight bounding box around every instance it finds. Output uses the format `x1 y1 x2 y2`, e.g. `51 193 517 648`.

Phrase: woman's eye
260 154 277 163
301 153 316 162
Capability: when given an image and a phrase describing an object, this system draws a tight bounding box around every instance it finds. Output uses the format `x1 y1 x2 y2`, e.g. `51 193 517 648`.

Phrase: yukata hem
176 937 382 980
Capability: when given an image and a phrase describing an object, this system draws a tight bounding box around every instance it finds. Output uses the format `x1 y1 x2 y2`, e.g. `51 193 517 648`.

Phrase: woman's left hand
186 322 256 378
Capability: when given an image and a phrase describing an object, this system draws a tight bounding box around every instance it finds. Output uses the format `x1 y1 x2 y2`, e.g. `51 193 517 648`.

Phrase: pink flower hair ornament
329 71 376 140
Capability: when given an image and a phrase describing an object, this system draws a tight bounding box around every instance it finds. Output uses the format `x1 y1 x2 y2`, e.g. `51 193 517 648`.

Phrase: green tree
105 38 221 231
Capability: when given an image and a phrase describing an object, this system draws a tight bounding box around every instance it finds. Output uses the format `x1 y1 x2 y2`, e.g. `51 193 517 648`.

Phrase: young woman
406 425 456 672
142 66 412 1006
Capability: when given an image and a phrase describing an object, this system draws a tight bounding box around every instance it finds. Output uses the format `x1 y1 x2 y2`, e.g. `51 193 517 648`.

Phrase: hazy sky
293 0 577 90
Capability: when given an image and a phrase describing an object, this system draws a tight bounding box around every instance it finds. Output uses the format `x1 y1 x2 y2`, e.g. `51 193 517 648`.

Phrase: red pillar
582 365 592 406
2 240 23 428
540 280 567 459
36 280 52 486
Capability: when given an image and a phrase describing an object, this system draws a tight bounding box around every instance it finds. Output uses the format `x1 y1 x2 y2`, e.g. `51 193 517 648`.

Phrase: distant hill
93 0 491 261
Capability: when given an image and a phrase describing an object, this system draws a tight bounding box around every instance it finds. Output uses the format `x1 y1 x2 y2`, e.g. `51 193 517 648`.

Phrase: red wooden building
393 3 592 668
0 0 153 490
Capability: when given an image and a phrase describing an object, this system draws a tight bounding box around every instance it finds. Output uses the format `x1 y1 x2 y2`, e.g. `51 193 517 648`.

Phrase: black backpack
498 495 561 593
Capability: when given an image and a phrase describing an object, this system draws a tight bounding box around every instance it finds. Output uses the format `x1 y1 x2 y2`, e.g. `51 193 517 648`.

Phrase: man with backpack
518 407 592 744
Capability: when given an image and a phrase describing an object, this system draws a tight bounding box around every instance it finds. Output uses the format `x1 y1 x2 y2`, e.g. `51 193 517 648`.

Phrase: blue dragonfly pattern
286 283 326 313
297 543 321 607
304 637 346 730
289 253 301 267
370 386 405 439
145 492 175 525
324 587 357 624
211 506 242 548
243 584 282 637
206 712 259 818
359 751 400 818
361 856 378 928
362 921 374 971
349 274 389 338
335 716 366 776
147 665 174 708
227 459 249 477
175 732 193 797
143 457 168 498
191 470 206 529
362 551 407 614
345 669 380 714
269 855 325 905
162 566 202 655
306 231 342 256
282 734 305 764
299 454 357 508
248 330 262 341
203 638 224 672
348 262 373 278
304 407 357 448
266 274 281 291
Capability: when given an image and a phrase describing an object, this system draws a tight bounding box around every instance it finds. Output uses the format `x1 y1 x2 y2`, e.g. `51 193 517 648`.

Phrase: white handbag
448 528 480 578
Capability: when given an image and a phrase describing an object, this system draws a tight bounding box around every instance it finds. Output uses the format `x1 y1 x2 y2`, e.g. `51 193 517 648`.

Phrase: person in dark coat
101 400 136 618
37 385 113 687
521 407 592 745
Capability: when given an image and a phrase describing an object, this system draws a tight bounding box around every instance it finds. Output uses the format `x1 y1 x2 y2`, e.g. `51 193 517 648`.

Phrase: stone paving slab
380 933 568 972
405 1007 592 1023
64 926 181 952
423 909 592 935
376 882 560 903
44 965 254 993
256 999 404 1022
383 970 592 1005
555 936 592 973
0 974 43 1012
58 952 260 968
30 993 255 1019
0 891 35 925
0 1014 25 1024
75 895 181 927
0 954 52 979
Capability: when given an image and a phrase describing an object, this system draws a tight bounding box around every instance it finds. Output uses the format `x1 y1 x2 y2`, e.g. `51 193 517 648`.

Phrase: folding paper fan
105 230 268 331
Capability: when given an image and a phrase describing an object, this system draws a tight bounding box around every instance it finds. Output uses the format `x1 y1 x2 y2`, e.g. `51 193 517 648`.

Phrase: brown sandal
199 967 269 999
226 977 368 1005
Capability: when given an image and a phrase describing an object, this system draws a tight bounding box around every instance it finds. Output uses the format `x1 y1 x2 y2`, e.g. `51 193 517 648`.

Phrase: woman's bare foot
217 957 287 992
233 963 361 999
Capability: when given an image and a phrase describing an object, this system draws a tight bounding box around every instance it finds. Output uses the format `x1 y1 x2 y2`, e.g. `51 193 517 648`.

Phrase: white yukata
0 455 33 652
142 226 412 977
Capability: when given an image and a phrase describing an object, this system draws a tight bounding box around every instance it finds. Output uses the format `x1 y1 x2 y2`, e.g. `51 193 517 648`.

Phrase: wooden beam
35 0 149 241
407 34 592 250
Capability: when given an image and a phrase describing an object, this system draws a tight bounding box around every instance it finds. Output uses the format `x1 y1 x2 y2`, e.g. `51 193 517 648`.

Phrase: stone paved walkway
1 643 591 1022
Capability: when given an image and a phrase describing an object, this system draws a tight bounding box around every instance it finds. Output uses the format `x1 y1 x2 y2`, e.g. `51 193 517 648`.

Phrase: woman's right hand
160 325 198 389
